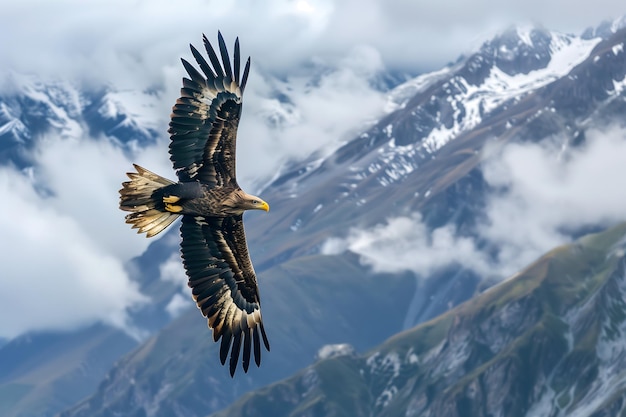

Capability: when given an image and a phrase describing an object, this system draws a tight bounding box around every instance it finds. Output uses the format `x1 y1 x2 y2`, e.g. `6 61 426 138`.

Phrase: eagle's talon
165 203 183 213
163 195 180 203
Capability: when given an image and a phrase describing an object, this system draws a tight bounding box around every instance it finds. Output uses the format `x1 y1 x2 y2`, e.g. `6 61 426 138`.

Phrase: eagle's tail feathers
119 164 180 238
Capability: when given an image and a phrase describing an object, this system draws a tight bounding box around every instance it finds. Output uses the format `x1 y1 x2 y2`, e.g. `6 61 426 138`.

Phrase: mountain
0 75 163 167
57 20 626 417
60 254 417 417
210 222 626 417
1 17 625 417
243 23 626 273
0 326 136 417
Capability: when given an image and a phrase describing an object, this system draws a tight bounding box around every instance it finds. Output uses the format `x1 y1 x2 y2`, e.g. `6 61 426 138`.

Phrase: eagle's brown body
119 33 270 377
158 182 268 217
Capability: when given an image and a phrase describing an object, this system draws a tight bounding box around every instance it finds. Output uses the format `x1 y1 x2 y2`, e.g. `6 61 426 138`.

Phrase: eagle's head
243 193 270 212
224 189 270 215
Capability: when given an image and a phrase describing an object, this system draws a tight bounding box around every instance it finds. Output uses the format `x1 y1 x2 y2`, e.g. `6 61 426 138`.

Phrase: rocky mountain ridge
0 18 625 417
210 222 626 417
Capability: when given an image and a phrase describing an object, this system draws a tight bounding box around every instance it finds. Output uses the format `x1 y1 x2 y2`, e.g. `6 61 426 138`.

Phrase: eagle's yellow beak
260 201 270 212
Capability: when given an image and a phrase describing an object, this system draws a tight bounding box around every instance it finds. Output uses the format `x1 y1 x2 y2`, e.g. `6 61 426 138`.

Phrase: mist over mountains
1 13 626 417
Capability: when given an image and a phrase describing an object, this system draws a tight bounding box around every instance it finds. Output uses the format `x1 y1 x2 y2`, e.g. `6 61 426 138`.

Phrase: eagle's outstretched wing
181 215 270 376
168 32 250 187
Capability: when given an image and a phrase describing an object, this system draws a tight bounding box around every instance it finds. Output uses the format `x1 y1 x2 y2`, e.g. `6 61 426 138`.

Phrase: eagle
119 32 270 377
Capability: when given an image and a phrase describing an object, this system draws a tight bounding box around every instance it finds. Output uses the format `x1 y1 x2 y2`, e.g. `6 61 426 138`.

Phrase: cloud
0 161 147 339
480 127 626 273
323 127 626 279
237 44 387 190
2 0 625 91
0 124 182 339
322 214 490 276
160 252 193 318
159 253 187 290
32 134 169 262
164 293 192 318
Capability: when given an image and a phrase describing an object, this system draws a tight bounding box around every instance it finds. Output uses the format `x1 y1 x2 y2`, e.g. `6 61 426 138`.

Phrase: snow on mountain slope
0 101 28 141
422 29 600 153
259 24 626 240
95 90 164 145
0 76 83 147
423 32 600 152
342 27 604 193
385 67 452 112
0 74 164 165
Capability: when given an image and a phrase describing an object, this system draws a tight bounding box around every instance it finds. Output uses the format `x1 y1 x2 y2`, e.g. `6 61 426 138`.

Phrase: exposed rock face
212 224 626 417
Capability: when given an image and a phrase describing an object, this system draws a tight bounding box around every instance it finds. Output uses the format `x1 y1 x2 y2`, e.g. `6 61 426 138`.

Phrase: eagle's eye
252 200 259 204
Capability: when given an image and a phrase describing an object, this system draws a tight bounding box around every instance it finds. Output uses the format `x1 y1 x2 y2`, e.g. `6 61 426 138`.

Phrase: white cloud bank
480 127 626 273
323 214 491 276
237 44 387 190
0 125 178 339
0 154 141 338
2 0 625 90
323 127 626 279
160 253 193 318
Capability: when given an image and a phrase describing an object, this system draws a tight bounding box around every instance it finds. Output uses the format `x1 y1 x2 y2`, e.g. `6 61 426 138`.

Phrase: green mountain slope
0 325 135 417
210 222 626 417
60 253 423 417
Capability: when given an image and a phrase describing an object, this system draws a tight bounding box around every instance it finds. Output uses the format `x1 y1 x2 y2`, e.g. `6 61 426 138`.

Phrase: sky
1 0 626 340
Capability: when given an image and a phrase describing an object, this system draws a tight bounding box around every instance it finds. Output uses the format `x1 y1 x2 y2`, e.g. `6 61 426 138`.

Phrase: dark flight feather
253 326 262 367
241 57 251 93
218 32 233 81
234 38 241 85
190 44 216 81
203 33 225 78
181 58 205 84
229 331 242 377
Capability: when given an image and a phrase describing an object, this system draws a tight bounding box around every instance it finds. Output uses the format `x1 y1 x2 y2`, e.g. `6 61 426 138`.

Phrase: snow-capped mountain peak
418 30 600 153
95 90 164 143
0 74 164 167
0 74 84 145
307 26 604 194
